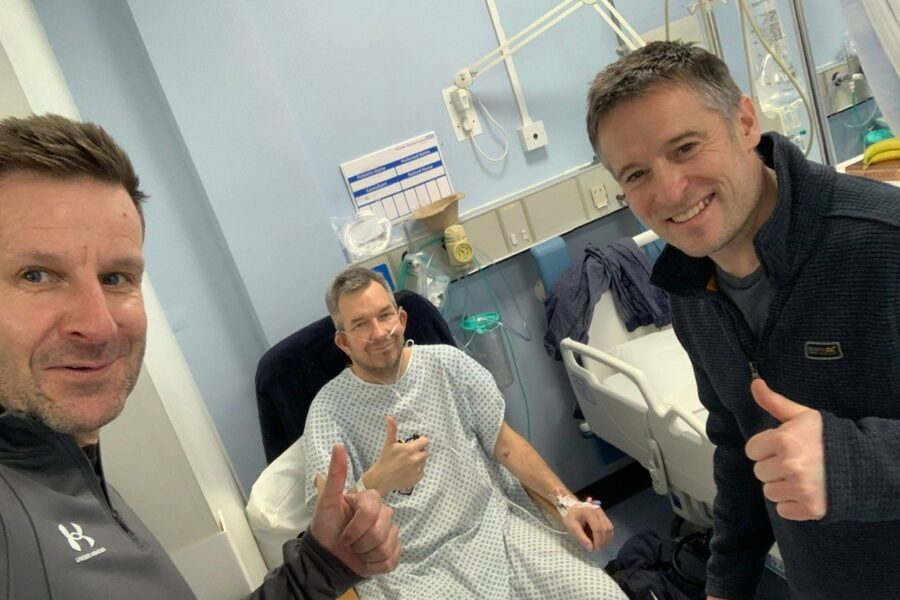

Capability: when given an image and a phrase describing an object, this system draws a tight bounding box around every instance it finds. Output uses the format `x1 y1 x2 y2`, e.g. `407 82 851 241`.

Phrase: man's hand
365 416 429 495
745 378 827 521
563 503 614 552
309 444 401 577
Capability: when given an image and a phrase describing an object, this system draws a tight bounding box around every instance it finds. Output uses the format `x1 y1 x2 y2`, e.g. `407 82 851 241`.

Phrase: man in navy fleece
586 41 900 600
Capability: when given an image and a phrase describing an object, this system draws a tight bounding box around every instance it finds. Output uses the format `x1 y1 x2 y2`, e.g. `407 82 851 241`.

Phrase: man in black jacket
586 41 900 600
0 113 399 599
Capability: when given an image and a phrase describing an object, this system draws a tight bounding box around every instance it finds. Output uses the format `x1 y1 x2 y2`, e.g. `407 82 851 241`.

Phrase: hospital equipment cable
468 254 531 342
445 443 605 539
399 237 534 441
834 36 878 134
466 89 509 163
832 74 878 146
664 0 670 41
396 235 447 307
444 444 571 536
738 0 815 157
737 0 760 112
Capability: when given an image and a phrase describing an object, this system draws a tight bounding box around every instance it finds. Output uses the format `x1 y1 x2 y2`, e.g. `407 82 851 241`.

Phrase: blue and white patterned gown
304 344 626 599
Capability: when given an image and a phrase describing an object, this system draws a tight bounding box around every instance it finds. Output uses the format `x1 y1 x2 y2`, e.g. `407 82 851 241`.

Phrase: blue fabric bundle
543 238 671 360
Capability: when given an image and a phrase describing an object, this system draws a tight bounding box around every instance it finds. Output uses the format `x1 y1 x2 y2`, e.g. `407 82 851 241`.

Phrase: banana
866 149 900 167
863 137 900 166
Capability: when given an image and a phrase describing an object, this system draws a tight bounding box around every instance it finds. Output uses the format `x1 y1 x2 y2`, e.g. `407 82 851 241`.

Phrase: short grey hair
586 41 743 163
325 267 396 329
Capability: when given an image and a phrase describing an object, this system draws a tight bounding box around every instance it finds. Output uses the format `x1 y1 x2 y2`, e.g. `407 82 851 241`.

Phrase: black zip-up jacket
0 412 360 599
652 133 900 599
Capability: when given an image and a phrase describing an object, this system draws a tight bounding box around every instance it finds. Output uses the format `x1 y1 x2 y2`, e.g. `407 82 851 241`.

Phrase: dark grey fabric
651 133 900 600
0 412 195 600
543 238 671 360
714 265 776 338
0 412 361 600
254 532 361 599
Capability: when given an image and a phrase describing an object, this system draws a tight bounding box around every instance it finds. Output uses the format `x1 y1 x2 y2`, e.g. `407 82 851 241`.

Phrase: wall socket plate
590 184 608 209
519 120 548 152
442 86 482 142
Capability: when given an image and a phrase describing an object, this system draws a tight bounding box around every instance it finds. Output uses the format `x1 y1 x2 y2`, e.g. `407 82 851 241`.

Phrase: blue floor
588 487 792 599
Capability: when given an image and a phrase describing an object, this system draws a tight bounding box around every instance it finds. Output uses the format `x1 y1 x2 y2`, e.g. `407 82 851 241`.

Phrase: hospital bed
559 231 716 527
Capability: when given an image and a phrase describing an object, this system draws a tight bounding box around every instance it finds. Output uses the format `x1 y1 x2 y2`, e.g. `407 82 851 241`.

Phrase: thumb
383 415 398 448
319 444 349 507
751 378 807 422
343 490 359 512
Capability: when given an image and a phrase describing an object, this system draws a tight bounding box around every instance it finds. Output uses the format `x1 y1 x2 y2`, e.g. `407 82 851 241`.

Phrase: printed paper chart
341 132 453 223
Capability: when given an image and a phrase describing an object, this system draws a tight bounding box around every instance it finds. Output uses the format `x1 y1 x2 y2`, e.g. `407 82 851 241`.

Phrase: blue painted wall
31 0 271 491
31 0 852 492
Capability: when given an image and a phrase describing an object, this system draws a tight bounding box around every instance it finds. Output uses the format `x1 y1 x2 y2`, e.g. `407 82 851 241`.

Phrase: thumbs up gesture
745 379 827 521
310 444 401 577
363 416 430 496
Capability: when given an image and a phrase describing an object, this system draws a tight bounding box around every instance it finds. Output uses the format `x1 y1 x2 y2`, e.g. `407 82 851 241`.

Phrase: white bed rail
560 338 707 439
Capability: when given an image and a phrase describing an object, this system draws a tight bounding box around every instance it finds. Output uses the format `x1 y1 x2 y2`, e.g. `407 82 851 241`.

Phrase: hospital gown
304 344 626 599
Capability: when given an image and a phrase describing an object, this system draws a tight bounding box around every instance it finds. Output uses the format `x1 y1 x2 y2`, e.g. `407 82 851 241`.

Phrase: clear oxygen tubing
396 234 444 296
738 0 816 157
697 0 725 59
833 38 878 135
444 444 569 536
397 238 534 440
845 90 879 131
461 252 533 440
785 0 836 164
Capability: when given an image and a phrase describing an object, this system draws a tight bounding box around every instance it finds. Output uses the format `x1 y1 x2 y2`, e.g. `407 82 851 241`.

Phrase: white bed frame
560 231 715 526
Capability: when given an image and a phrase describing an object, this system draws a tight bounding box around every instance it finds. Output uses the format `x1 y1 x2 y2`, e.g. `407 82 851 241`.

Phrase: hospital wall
31 0 853 492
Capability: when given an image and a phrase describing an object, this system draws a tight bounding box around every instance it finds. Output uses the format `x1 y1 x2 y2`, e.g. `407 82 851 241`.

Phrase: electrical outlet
519 120 548 152
442 86 482 142
590 185 608 209
498 201 531 252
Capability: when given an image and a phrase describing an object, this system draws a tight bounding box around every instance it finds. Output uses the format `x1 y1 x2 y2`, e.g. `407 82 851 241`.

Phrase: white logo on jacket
58 522 95 552
58 522 107 562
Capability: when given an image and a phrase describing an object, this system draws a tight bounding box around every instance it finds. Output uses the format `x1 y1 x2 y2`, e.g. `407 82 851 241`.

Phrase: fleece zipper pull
749 361 761 380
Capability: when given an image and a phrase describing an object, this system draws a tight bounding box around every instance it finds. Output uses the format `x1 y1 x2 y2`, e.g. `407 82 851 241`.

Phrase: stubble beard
0 342 144 437
355 342 405 383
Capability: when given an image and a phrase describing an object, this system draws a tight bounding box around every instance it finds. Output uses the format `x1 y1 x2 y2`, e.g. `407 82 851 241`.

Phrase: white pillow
245 436 313 569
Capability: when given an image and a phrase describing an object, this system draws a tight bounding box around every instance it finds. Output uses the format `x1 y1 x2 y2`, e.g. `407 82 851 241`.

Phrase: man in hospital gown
304 267 627 599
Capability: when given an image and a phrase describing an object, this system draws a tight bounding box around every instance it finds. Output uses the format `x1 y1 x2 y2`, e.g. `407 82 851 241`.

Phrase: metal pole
787 0 837 166
606 0 628 56
699 0 724 59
